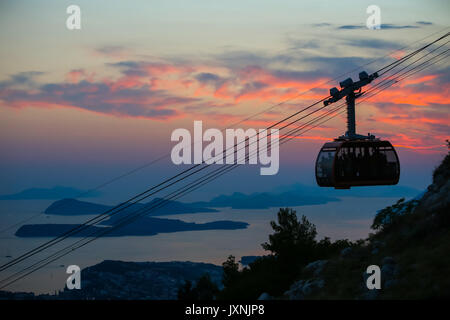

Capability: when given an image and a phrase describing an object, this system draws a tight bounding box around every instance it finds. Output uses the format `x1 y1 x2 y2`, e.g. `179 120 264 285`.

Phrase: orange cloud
65 69 96 83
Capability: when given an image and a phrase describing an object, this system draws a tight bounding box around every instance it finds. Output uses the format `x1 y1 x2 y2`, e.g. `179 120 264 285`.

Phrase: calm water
0 197 398 294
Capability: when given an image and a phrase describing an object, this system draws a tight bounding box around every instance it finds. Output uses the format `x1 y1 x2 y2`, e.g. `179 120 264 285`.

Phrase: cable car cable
1 32 448 284
2 36 446 277
3 27 447 237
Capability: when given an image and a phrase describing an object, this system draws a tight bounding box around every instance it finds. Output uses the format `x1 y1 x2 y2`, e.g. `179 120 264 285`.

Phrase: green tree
177 280 197 300
222 255 239 288
177 273 219 300
262 208 317 269
195 273 219 300
218 208 353 299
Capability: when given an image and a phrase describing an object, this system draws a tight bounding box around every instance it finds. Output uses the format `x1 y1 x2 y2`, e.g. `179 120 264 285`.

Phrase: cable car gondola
315 71 400 189
316 139 400 189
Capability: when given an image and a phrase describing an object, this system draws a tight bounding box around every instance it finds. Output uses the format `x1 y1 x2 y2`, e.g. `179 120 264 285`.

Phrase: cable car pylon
316 71 400 189
324 71 379 140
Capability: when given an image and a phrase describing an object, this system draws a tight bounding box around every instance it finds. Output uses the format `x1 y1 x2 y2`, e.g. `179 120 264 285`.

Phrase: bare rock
257 292 272 300
284 279 325 300
303 260 328 277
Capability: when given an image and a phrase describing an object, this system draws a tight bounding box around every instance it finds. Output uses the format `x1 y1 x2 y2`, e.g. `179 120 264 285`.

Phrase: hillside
0 261 223 300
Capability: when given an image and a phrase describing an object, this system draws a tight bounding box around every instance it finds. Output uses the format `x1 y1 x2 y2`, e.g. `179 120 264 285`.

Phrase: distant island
44 198 219 216
0 186 100 200
1 182 420 206
15 198 246 238
11 183 422 238
192 184 421 209
15 216 248 237
195 191 340 209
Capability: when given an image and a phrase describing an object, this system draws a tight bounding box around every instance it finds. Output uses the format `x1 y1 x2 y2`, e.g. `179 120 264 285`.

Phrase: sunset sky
0 0 449 201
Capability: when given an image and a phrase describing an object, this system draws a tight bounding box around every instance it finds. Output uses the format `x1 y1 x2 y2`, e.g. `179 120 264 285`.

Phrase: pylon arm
323 71 379 140
324 71 378 106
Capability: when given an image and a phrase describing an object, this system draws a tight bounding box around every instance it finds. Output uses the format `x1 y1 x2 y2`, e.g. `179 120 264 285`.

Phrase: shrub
177 273 219 300
222 255 239 288
371 198 419 231
218 208 355 299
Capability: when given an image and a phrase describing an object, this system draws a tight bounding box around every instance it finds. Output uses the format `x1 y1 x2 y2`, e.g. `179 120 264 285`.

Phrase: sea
0 197 399 294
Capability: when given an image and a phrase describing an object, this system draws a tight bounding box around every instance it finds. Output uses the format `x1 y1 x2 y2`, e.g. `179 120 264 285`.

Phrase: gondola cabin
315 139 400 189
